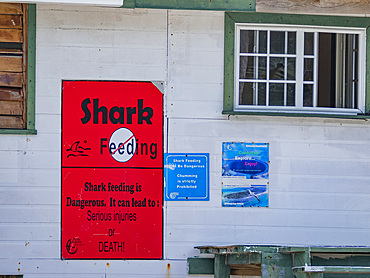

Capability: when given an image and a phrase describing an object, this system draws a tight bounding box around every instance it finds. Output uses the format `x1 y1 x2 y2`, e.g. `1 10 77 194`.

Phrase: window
224 12 370 117
0 3 35 134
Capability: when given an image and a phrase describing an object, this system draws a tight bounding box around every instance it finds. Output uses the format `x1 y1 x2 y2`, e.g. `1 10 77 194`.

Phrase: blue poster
222 143 269 207
164 153 209 201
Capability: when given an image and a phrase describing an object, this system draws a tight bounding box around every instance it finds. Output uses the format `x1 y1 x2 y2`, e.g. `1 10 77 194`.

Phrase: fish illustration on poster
222 142 269 208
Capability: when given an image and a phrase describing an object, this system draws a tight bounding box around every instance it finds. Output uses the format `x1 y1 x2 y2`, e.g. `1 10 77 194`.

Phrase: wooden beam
215 254 230 278
226 252 261 265
256 0 370 15
295 265 370 274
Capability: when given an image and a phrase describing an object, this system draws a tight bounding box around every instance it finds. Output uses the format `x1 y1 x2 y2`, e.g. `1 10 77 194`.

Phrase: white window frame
234 24 366 115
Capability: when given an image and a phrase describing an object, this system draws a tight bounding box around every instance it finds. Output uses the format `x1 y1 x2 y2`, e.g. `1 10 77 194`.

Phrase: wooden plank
0 48 22 54
0 56 22 72
0 115 23 129
256 0 370 14
0 28 22 42
214 254 231 278
0 72 22 87
0 100 22 115
0 4 22 15
0 14 22 29
22 3 27 128
0 87 22 100
188 258 214 274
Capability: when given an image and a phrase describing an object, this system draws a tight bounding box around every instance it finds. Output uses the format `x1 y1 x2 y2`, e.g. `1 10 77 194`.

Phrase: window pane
304 32 314 55
239 82 254 105
303 84 313 107
258 57 267 79
317 33 335 107
269 83 284 106
258 83 266 105
239 56 255 79
317 33 359 109
270 31 285 54
239 57 266 80
240 30 255 53
304 58 314 81
287 84 295 106
270 57 285 80
258 31 267 53
287 58 295 80
288 32 296 54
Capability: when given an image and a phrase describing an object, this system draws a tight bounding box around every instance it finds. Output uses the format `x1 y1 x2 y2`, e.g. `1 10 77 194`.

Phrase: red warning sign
61 81 163 259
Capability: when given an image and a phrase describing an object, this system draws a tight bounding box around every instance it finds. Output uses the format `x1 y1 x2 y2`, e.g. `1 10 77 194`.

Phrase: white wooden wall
0 4 369 277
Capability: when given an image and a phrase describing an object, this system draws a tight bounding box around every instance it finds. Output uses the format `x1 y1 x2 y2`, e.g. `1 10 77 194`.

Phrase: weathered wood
230 265 261 276
0 87 22 100
0 48 22 54
215 254 231 278
0 100 22 115
0 72 22 87
0 115 23 129
0 4 22 15
187 257 214 274
0 15 22 29
0 28 22 42
256 0 370 14
0 56 22 72
21 3 27 129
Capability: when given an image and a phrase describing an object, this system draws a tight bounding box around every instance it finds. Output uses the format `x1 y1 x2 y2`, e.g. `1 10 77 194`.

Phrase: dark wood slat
0 28 22 42
0 115 23 129
0 15 22 29
0 4 23 15
0 56 22 72
0 48 22 54
0 87 22 101
0 72 22 87
0 100 23 115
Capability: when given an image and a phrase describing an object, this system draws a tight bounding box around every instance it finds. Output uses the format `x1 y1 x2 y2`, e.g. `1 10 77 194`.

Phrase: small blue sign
222 142 269 179
164 153 209 201
222 142 269 207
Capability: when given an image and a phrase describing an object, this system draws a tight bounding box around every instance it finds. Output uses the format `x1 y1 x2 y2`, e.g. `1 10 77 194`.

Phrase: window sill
0 129 37 135
222 110 370 120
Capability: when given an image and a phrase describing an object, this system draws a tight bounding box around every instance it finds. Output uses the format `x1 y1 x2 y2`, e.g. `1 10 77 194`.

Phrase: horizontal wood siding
0 3 26 130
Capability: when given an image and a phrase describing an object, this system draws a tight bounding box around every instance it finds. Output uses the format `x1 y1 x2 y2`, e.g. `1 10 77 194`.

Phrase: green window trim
223 12 370 119
0 4 36 135
121 0 255 11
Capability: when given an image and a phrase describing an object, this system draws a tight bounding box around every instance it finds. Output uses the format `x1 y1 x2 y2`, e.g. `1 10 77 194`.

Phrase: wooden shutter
0 3 27 129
